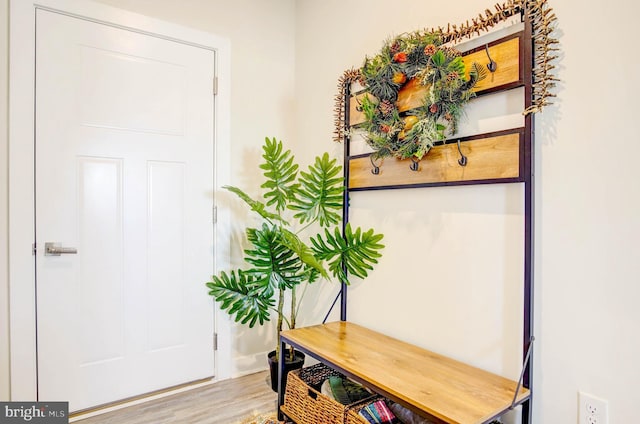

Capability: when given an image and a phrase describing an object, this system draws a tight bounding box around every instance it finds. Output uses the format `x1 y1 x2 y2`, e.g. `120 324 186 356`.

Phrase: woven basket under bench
281 363 378 424
282 363 447 424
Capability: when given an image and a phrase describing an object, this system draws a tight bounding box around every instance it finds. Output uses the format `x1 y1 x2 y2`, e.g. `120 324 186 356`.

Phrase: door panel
78 157 125 365
79 46 186 134
35 9 215 411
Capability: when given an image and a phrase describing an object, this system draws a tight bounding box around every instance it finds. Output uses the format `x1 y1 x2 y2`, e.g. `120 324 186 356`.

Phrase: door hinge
213 76 218 96
213 333 218 351
213 205 218 224
32 243 37 255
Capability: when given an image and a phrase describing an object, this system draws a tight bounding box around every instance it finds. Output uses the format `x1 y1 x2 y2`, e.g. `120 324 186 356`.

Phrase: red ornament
380 124 391 133
429 104 438 114
393 52 407 63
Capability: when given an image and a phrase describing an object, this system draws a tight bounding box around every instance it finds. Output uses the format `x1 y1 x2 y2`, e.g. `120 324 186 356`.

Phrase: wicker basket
281 363 376 424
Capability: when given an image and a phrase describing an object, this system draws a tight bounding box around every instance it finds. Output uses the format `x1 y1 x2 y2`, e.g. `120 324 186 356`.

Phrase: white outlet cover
579 391 609 424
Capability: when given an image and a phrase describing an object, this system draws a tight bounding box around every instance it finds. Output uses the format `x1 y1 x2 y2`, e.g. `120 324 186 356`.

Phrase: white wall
3 1 639 422
0 0 10 402
294 1 640 424
533 0 640 421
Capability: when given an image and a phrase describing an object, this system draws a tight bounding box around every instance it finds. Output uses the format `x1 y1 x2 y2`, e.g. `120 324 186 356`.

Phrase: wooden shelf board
349 32 523 126
462 34 522 95
281 322 529 424
348 130 523 190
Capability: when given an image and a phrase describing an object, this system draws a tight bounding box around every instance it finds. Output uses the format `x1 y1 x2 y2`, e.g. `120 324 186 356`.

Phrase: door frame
8 0 232 400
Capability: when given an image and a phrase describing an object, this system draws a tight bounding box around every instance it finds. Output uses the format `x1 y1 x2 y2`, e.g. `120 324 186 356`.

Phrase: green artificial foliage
359 32 487 161
206 137 384 361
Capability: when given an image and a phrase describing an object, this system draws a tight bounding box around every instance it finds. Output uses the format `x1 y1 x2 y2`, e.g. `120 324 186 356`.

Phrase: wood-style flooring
74 371 278 424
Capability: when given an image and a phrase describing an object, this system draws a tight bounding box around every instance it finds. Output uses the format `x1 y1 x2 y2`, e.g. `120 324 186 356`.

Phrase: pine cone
424 44 437 56
446 71 459 82
390 40 402 54
379 100 396 116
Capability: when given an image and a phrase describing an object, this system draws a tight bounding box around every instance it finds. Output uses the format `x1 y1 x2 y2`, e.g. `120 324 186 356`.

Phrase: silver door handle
45 242 78 256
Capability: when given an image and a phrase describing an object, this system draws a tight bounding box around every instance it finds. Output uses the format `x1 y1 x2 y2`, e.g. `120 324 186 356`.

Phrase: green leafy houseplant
206 137 384 371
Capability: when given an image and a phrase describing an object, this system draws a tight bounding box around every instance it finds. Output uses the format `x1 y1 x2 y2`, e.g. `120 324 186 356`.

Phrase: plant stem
289 285 296 362
295 220 315 235
290 285 297 331
275 287 284 360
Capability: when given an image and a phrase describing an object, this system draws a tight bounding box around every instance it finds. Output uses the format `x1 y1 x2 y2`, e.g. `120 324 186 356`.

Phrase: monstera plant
206 137 384 390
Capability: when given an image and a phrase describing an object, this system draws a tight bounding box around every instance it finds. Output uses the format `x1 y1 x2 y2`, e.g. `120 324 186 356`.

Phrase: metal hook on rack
485 44 497 73
457 140 468 167
409 157 420 171
370 155 381 175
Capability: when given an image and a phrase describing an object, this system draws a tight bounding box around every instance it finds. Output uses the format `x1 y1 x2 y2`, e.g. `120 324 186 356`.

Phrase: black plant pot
267 349 305 393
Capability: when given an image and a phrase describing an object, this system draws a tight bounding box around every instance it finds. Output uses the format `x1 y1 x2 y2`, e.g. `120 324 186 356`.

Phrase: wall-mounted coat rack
348 128 524 190
285 2 559 423
326 5 547 424
347 31 525 190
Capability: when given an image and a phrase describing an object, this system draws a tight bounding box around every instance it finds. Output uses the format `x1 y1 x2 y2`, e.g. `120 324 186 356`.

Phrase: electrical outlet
579 392 608 424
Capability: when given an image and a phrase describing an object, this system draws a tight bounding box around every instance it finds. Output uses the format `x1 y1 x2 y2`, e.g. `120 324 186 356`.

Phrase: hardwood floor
73 371 278 424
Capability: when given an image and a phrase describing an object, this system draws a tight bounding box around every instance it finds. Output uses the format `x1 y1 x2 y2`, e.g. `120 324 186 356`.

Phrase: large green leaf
260 137 299 212
206 270 274 328
224 185 287 225
280 228 329 279
289 153 344 227
243 224 306 291
311 223 385 285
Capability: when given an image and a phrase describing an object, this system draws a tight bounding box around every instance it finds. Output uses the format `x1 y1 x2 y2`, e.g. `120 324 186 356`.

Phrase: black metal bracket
322 290 342 324
510 336 535 410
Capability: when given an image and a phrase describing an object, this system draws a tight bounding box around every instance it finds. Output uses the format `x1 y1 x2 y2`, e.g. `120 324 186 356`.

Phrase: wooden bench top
280 321 529 424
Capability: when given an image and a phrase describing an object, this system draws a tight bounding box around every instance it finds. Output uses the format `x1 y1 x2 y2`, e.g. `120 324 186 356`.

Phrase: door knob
44 242 78 256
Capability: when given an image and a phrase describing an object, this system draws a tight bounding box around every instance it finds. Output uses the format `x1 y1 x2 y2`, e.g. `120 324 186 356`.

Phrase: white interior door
35 9 216 411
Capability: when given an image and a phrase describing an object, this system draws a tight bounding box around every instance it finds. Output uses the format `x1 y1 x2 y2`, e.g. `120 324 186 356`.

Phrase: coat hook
409 157 420 171
457 140 468 166
485 44 497 72
370 155 381 175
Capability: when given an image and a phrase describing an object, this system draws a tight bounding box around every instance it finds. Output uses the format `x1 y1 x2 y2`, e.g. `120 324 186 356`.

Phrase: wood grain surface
349 33 522 126
348 131 521 189
281 322 529 424
462 36 521 93
73 371 277 424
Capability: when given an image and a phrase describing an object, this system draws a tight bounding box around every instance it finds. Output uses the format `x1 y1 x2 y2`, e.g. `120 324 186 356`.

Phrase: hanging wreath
334 0 559 151
357 32 486 160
